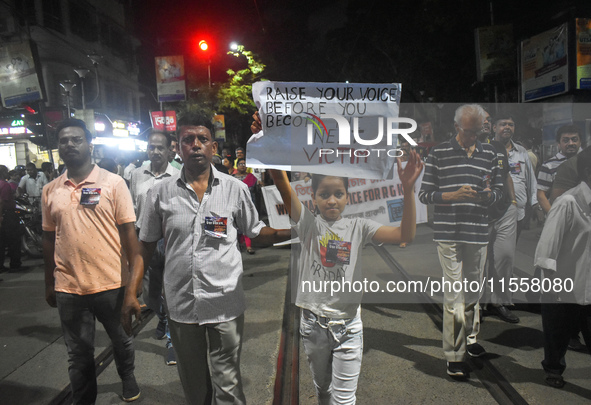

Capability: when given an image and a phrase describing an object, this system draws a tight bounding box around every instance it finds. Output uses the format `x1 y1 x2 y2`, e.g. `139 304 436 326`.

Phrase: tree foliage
217 45 266 115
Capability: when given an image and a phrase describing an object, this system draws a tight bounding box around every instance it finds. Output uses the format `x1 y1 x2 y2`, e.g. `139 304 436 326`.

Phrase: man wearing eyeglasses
419 104 503 379
42 118 143 403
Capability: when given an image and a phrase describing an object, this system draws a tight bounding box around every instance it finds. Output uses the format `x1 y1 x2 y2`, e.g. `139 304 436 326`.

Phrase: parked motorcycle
15 195 43 258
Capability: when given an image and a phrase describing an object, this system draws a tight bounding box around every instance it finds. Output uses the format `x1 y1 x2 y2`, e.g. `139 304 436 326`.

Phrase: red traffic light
199 40 208 52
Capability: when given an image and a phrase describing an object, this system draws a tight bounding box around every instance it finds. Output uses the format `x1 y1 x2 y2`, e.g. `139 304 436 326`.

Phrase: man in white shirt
128 130 179 365
534 146 591 389
17 162 48 200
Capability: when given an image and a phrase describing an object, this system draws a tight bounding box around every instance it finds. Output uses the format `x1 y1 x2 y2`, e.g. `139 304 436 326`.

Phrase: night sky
132 0 590 103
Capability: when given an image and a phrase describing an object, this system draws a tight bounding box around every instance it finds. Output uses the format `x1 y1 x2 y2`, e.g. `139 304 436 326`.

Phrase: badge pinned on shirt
204 216 228 238
326 240 351 265
510 162 522 175
80 188 101 205
481 173 491 190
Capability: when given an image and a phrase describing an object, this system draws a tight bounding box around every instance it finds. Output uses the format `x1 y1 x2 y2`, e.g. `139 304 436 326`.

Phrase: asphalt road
1 224 590 404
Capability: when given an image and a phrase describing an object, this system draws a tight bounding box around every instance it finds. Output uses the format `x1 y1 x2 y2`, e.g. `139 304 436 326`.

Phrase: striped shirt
139 165 265 324
537 149 582 192
419 136 502 244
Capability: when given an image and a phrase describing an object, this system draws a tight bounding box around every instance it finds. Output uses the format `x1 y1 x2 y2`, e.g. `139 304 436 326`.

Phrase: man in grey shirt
128 130 179 365
122 116 290 405
493 113 539 239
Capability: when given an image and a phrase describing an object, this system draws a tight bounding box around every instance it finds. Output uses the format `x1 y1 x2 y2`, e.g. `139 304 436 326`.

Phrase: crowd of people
0 103 589 404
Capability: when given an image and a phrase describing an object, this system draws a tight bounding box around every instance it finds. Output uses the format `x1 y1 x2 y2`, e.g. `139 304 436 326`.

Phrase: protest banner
262 162 427 230
247 81 416 179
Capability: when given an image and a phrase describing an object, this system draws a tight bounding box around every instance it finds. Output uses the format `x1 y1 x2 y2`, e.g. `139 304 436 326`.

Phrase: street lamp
87 52 102 105
73 67 90 109
59 80 76 116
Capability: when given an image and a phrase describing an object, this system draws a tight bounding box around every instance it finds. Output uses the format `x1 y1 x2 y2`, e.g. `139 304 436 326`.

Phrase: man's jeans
56 288 135 405
143 239 172 346
300 308 363 405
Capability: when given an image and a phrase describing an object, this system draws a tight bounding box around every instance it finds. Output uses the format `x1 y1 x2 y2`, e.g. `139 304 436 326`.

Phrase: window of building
14 0 37 27
43 0 63 32
69 1 98 42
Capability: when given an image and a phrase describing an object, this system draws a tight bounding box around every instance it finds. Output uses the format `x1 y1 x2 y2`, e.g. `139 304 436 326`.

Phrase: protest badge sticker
204 217 228 238
80 188 101 206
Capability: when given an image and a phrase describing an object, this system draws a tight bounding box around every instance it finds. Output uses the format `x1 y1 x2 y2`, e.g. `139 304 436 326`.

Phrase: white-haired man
419 104 503 378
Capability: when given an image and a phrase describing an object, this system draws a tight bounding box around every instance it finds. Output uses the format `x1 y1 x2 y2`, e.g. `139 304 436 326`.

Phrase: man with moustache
480 113 520 323
493 113 539 240
17 162 48 200
535 146 591 388
123 116 290 404
419 104 503 378
537 125 583 215
129 130 179 365
42 119 143 403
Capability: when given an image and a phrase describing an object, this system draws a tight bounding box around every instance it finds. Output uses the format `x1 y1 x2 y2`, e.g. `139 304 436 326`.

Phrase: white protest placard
247 81 416 179
262 164 427 230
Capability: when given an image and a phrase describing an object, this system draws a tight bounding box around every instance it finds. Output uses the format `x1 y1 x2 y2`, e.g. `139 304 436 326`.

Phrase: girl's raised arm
372 150 423 244
268 169 302 223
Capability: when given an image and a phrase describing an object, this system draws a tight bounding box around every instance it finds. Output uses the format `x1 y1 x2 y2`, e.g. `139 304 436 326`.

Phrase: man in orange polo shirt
42 118 144 404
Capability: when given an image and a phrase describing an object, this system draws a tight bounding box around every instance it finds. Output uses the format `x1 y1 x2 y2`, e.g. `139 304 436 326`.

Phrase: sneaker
122 375 141 402
447 361 468 378
467 343 486 358
166 346 177 366
154 319 167 340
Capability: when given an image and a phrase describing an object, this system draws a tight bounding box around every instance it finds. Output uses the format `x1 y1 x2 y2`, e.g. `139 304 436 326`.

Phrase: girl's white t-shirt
292 201 382 319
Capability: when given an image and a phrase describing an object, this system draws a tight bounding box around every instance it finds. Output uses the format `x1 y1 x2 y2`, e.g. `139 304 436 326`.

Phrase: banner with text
248 81 413 179
150 110 177 131
262 164 426 230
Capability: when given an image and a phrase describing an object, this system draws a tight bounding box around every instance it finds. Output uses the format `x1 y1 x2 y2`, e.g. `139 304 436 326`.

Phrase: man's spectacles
237 163 246 166
458 127 485 136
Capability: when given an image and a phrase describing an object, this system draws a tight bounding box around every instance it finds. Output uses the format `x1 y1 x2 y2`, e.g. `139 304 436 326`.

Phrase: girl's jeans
300 308 363 405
